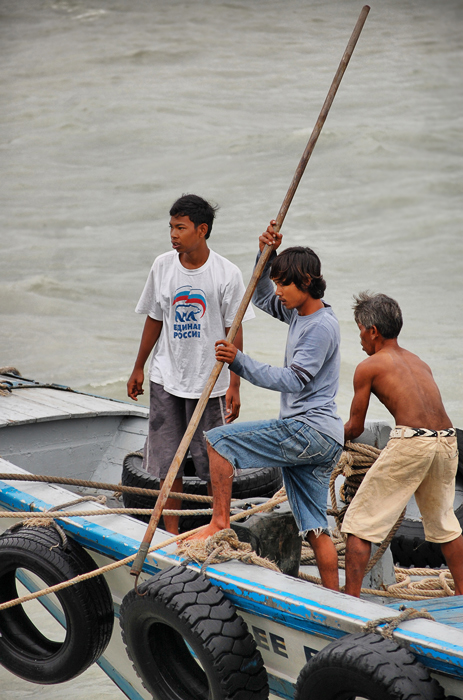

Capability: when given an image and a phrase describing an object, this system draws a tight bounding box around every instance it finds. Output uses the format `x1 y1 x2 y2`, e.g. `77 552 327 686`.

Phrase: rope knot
362 607 435 639
176 528 280 573
204 529 251 555
337 451 354 473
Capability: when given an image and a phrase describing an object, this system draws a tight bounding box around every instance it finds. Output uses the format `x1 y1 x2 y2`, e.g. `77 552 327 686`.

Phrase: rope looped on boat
177 528 280 573
2 495 108 546
0 367 22 395
362 607 435 639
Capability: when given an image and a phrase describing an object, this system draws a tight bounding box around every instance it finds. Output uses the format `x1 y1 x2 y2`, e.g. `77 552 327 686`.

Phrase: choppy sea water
1 0 462 696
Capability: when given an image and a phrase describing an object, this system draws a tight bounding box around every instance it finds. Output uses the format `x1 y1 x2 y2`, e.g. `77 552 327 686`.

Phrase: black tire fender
457 428 463 477
294 632 444 700
122 451 283 532
120 564 268 700
0 526 114 684
391 503 463 568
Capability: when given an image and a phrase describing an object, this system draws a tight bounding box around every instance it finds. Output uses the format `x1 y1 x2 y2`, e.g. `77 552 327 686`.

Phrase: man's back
363 343 452 430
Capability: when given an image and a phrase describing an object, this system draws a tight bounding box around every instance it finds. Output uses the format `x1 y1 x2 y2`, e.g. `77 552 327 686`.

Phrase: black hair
270 246 326 299
169 194 218 239
353 292 403 339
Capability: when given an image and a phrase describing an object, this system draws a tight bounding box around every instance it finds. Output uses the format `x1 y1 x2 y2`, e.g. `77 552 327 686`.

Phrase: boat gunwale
1 463 463 683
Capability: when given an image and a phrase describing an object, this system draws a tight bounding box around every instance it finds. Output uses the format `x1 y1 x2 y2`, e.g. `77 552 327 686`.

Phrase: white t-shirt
136 249 255 399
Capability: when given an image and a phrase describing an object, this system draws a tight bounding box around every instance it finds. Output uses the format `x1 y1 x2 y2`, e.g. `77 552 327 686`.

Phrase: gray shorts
143 381 227 481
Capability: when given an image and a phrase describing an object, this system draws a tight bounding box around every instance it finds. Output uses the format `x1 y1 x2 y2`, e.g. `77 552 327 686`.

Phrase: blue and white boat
0 371 462 700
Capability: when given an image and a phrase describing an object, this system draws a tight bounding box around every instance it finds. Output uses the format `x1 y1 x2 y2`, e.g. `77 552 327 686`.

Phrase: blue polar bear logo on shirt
174 303 202 322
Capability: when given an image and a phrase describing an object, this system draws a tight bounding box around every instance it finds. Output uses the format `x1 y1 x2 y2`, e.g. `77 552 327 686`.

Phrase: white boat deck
0 379 148 428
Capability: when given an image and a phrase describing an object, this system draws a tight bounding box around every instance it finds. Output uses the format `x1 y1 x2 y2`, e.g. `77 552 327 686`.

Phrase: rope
299 524 456 600
298 566 455 600
2 495 108 545
177 529 280 573
0 507 214 519
362 607 435 639
328 442 381 534
0 473 215 503
377 569 455 600
0 490 287 612
0 367 21 395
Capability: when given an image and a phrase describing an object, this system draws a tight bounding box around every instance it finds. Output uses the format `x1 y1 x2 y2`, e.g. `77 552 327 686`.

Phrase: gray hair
353 292 403 339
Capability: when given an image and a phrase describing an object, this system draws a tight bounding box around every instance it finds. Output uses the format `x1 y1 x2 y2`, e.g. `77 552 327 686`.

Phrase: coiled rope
327 441 406 574
177 528 281 573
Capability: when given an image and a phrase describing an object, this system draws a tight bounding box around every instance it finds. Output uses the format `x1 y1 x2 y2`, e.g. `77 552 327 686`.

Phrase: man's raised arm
344 361 373 442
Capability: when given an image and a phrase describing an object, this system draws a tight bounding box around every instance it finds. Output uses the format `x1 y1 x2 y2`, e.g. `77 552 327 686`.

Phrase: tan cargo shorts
341 427 461 544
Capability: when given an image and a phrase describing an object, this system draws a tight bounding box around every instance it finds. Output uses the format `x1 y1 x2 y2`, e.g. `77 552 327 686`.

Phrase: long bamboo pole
131 5 370 579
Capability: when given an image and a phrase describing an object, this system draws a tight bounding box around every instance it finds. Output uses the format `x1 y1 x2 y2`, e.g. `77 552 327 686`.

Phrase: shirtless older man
342 292 463 597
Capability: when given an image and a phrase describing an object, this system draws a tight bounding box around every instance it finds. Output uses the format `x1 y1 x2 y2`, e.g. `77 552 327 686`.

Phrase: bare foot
185 522 225 541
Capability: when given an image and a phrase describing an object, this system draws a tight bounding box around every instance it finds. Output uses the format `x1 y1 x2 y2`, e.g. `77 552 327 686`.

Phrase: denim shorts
205 418 342 536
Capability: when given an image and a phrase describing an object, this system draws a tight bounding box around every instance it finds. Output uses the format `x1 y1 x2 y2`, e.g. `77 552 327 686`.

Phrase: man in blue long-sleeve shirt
190 222 344 590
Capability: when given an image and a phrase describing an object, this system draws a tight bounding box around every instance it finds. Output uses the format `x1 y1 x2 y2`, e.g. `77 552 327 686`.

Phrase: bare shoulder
355 352 385 376
398 346 434 375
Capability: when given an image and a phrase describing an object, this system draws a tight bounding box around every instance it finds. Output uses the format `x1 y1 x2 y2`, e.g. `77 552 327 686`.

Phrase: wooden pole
131 5 370 578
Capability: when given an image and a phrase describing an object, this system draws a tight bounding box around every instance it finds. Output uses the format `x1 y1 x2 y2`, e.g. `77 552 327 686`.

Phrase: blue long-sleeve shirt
230 251 344 445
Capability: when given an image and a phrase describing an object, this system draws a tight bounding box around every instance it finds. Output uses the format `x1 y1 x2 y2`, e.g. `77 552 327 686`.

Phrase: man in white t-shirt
127 194 254 533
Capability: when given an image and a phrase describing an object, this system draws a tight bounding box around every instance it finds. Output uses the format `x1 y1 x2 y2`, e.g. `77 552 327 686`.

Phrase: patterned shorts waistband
390 427 456 439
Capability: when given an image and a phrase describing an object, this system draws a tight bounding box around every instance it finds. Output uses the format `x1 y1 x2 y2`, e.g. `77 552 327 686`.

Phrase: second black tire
122 451 283 533
120 564 268 700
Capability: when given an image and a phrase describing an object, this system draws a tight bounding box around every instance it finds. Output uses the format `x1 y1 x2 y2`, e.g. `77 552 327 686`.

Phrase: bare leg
306 531 339 591
160 477 183 535
441 535 463 596
344 534 371 597
187 444 234 540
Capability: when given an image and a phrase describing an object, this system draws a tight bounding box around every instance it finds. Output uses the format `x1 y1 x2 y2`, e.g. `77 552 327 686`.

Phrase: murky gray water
1 0 462 696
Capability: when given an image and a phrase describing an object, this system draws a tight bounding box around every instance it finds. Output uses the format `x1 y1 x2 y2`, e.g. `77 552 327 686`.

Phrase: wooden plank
0 388 148 427
35 389 148 418
7 389 89 417
18 390 112 418
0 395 65 424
